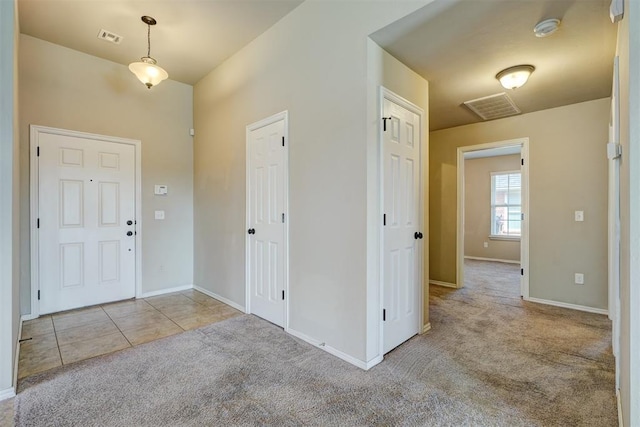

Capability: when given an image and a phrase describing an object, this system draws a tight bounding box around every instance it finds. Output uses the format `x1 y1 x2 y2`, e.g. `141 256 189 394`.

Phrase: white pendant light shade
129 16 168 89
496 65 535 90
129 57 168 89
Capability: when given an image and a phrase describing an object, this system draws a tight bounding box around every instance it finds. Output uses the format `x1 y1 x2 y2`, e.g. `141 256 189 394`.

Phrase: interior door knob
248 228 255 235
414 232 423 240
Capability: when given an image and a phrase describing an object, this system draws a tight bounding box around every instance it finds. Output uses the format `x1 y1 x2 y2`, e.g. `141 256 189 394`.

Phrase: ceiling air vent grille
463 92 521 121
97 29 123 45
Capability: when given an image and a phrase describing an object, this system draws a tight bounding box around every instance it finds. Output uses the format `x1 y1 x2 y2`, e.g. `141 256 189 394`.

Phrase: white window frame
490 170 521 240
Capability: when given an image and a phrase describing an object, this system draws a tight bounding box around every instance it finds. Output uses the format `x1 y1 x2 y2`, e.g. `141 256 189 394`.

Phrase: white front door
38 131 136 314
247 115 287 327
383 95 422 354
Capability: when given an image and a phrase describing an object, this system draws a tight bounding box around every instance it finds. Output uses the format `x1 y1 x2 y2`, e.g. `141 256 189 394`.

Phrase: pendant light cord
147 23 151 57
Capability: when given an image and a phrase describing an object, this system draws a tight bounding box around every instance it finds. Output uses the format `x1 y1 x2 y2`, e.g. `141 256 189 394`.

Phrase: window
491 171 521 238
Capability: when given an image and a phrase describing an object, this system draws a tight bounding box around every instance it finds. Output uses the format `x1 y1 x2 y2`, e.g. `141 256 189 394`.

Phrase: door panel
39 132 136 314
383 97 421 354
60 180 83 227
248 119 286 327
99 182 119 226
60 243 83 288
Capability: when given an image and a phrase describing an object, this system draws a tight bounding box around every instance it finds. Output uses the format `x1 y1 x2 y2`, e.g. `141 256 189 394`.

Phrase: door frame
378 87 425 356
29 125 142 318
244 111 290 329
456 138 530 297
608 55 621 389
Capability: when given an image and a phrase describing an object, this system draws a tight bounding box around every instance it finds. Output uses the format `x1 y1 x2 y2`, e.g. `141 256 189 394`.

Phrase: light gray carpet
14 260 616 426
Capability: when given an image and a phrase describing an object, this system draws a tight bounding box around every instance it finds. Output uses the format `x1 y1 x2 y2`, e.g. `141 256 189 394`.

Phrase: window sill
489 235 521 242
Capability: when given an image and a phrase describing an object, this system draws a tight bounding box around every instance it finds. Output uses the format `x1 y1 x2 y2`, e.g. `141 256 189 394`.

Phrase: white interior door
247 115 287 327
383 96 421 354
38 132 136 314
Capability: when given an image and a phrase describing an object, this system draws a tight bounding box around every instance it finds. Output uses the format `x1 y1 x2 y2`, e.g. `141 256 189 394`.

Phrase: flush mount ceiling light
533 18 561 38
129 16 168 89
496 65 535 90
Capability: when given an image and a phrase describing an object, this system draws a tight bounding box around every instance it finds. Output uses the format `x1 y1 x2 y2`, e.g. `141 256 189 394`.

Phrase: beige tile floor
17 289 241 380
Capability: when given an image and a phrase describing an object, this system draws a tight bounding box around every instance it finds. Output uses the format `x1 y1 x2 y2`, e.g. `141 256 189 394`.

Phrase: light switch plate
575 210 584 222
155 210 165 220
575 273 584 285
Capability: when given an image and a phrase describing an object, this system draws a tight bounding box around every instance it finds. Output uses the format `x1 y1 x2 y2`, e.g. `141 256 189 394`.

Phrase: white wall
616 0 640 424
19 35 194 311
628 1 640 421
0 0 20 398
193 1 430 366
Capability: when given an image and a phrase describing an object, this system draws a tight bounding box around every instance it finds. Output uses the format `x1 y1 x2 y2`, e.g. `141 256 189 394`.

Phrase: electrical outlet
575 273 584 285
483 242 489 248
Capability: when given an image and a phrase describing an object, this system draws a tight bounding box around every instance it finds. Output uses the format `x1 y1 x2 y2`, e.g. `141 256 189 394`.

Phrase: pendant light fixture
496 65 535 90
129 16 168 89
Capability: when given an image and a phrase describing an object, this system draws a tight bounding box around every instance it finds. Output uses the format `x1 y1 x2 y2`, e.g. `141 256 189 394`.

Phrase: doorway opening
456 138 529 298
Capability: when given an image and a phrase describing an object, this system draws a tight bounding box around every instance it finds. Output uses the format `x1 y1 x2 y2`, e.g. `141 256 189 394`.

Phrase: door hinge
37 290 40 300
383 214 386 226
382 117 392 132
282 136 285 147
37 218 40 228
521 158 524 166
521 268 524 276
37 146 40 157
383 309 386 321
282 213 285 223
521 213 524 221
282 290 285 300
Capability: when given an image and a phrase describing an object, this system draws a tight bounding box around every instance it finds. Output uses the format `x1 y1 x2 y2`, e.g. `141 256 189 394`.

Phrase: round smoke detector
534 18 561 38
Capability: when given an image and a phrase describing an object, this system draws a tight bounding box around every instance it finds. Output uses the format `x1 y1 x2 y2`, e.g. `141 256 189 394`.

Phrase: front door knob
127 231 133 236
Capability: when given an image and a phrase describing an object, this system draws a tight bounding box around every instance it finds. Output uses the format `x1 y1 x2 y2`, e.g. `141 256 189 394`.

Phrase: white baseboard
464 256 520 264
524 296 608 315
20 313 37 322
139 284 193 299
617 388 623 427
285 327 380 370
422 322 432 333
193 286 246 313
0 387 15 401
429 280 457 288
364 355 383 370
14 317 24 390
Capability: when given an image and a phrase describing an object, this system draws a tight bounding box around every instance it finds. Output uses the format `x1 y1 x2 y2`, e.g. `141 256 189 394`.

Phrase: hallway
421 259 617 425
